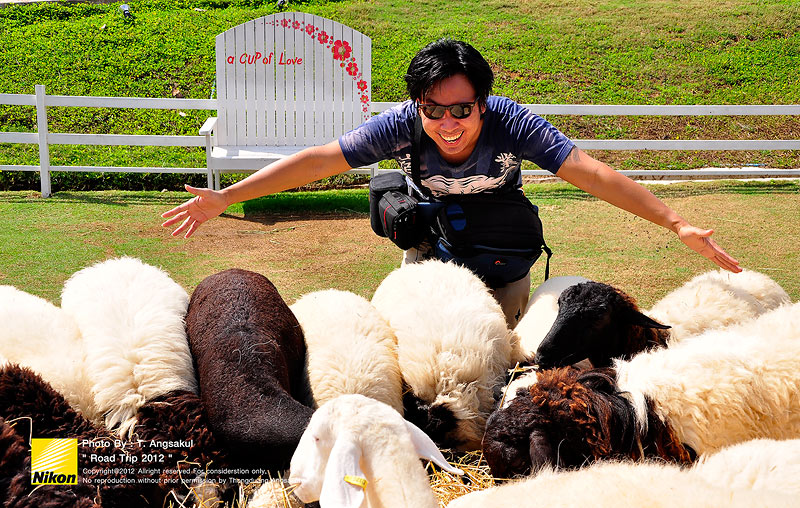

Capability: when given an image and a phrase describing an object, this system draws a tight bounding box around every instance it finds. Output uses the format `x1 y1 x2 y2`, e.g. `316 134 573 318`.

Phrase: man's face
418 73 485 164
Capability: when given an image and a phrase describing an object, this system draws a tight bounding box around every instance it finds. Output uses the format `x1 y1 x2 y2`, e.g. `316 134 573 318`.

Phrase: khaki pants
403 244 531 328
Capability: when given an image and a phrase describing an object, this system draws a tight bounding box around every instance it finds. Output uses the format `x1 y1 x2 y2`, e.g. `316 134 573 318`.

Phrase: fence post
35 84 52 198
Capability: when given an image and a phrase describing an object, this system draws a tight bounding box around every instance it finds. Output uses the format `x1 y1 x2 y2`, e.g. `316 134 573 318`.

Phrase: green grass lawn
1 180 797 307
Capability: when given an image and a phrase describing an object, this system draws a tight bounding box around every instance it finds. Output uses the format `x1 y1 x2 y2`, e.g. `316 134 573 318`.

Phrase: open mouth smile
439 131 464 144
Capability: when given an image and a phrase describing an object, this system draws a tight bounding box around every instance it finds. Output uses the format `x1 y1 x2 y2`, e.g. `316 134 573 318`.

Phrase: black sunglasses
417 99 478 120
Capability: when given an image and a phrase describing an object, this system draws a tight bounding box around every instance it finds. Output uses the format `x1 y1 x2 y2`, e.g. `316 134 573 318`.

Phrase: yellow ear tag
343 475 368 490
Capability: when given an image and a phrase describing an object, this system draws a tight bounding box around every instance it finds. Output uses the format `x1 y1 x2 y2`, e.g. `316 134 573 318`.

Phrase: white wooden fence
1 85 799 197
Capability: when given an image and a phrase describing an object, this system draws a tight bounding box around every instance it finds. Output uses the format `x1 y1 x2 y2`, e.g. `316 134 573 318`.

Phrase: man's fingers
161 204 186 219
171 216 192 237
707 244 742 273
161 212 186 228
714 256 742 273
184 221 200 239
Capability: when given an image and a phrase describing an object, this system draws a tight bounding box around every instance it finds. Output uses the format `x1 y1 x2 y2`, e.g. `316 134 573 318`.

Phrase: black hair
404 38 494 106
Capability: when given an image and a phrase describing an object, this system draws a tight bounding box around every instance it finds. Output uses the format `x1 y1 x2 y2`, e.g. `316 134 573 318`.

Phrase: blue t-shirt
339 96 574 197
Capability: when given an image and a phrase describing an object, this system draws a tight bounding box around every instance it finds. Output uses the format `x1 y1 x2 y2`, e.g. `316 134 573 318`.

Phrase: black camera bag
368 170 409 237
377 190 423 250
430 191 550 287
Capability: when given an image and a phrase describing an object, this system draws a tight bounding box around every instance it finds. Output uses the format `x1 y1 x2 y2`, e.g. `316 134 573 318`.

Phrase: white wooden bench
201 12 373 189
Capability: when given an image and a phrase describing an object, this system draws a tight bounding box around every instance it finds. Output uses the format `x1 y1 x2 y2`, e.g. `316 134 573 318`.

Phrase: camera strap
410 114 431 199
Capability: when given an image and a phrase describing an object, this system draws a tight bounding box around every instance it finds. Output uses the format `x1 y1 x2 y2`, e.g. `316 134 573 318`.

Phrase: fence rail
2 86 799 197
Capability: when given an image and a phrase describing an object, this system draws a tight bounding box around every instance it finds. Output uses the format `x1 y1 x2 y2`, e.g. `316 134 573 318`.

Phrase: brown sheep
0 364 232 507
482 366 692 479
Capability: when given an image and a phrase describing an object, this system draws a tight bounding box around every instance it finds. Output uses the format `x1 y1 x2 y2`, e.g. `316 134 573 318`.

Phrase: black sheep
533 281 670 369
186 268 314 470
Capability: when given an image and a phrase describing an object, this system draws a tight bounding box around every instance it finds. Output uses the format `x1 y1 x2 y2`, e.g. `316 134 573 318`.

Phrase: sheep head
482 366 638 478
402 390 465 449
289 394 462 507
534 282 670 369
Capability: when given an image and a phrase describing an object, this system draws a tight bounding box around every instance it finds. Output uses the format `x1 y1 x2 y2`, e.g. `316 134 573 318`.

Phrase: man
163 39 740 325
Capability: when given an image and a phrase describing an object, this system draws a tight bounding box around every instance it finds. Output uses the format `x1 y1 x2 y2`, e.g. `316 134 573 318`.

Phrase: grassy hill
0 0 798 189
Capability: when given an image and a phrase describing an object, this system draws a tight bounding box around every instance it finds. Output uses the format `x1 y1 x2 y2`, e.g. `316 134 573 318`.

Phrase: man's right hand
161 185 229 238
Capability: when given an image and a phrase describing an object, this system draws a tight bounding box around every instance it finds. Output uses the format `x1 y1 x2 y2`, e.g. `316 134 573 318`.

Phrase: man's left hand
677 225 742 273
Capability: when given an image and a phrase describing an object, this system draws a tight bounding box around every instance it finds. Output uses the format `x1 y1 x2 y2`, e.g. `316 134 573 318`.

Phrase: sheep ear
628 310 671 330
320 436 366 508
529 429 554 472
404 420 464 475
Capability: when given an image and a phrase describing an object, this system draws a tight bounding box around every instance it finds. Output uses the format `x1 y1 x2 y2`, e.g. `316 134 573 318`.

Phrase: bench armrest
200 117 218 136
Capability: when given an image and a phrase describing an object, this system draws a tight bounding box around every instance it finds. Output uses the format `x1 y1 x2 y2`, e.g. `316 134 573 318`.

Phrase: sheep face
482 367 638 478
289 394 462 507
534 282 669 369
402 391 462 449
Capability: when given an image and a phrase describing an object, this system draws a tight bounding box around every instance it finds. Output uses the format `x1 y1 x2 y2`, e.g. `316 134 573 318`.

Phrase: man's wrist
668 217 690 235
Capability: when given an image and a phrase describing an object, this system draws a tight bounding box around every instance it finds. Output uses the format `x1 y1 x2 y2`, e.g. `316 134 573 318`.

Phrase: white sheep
446 459 798 508
60 256 196 437
0 285 98 421
483 301 800 477
617 300 800 456
514 275 590 357
371 259 524 450
288 394 463 508
691 438 800 496
648 268 791 343
289 289 403 413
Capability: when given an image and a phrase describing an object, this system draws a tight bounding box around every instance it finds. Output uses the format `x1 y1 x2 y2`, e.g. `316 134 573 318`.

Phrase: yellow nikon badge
31 438 78 485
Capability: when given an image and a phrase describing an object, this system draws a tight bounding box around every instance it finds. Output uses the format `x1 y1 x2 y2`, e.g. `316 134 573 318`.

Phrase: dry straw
165 451 499 507
429 450 497 507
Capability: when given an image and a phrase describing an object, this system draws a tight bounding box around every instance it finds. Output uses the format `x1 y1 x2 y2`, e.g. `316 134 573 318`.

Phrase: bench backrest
215 12 372 146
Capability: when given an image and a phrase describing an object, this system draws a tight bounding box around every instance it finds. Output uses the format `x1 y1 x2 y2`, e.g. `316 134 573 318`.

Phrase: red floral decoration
265 17 370 120
332 40 352 61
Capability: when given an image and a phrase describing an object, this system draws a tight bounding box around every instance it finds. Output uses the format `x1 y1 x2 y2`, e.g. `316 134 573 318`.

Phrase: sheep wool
289 394 462 508
186 268 314 471
483 302 800 478
617 301 800 456
290 289 403 413
0 285 98 421
691 438 800 498
0 417 31 506
446 460 798 508
371 260 524 450
648 268 791 343
0 364 233 508
60 257 196 437
0 364 161 508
